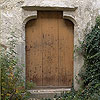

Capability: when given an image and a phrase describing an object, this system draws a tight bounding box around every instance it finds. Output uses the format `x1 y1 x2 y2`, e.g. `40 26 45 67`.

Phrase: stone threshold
28 88 71 94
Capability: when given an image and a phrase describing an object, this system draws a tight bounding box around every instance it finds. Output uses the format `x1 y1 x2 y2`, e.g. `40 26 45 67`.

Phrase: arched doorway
25 11 74 88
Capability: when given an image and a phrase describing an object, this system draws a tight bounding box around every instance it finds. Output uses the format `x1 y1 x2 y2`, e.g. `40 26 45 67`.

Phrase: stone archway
21 6 79 90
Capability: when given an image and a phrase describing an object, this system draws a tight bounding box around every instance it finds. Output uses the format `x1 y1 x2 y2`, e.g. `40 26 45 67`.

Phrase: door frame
21 6 82 90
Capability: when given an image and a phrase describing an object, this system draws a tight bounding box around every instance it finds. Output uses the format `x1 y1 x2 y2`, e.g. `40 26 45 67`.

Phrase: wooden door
26 11 74 87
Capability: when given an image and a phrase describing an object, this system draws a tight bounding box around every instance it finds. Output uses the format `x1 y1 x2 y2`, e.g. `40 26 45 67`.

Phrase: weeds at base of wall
0 33 32 100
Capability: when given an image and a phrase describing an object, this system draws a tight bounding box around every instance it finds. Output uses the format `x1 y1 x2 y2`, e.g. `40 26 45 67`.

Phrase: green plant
0 33 31 100
78 16 100 98
26 81 36 90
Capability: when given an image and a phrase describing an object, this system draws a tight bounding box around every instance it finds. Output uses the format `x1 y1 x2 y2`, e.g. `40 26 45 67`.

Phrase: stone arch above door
21 5 82 90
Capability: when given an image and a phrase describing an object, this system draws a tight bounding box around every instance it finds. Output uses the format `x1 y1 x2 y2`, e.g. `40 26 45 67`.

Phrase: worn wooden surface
26 11 74 87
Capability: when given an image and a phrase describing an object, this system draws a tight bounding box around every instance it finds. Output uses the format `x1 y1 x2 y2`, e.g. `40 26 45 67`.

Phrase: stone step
28 88 71 99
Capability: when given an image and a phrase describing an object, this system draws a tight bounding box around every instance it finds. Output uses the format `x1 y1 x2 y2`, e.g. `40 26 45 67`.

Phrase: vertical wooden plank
58 18 74 86
40 12 59 86
26 18 43 86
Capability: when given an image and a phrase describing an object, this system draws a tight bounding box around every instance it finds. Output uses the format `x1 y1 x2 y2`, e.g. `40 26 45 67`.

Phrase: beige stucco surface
0 0 100 90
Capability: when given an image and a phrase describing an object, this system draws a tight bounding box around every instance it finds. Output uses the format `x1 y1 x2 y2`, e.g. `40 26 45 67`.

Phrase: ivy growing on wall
77 16 100 100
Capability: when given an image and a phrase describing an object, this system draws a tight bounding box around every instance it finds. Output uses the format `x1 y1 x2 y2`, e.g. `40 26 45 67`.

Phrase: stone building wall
0 0 100 90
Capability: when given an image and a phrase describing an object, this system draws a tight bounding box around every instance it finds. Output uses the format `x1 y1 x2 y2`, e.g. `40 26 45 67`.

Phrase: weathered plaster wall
0 0 100 90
